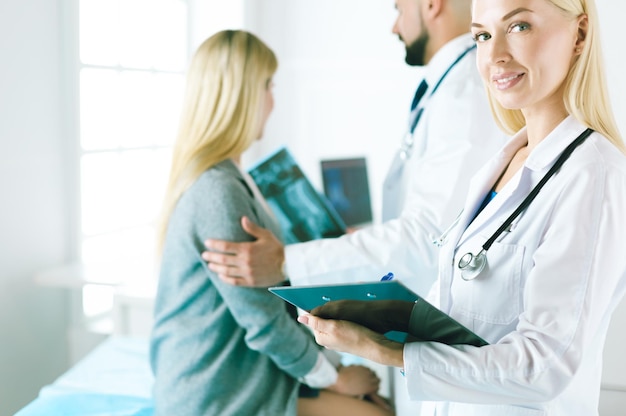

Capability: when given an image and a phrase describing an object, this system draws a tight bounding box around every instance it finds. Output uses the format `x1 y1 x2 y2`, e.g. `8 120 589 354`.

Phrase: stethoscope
441 127 593 281
399 44 476 161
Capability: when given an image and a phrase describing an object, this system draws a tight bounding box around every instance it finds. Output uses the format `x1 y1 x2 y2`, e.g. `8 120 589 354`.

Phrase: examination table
16 336 154 416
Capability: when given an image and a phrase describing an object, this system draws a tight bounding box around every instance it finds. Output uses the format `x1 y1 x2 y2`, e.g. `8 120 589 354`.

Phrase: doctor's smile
493 72 525 90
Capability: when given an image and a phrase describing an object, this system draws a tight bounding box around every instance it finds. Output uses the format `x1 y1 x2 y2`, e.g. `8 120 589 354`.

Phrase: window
71 0 245 328
78 0 188 283
74 0 188 321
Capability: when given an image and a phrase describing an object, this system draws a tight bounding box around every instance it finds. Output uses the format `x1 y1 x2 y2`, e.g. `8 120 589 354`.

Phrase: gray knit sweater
150 159 320 415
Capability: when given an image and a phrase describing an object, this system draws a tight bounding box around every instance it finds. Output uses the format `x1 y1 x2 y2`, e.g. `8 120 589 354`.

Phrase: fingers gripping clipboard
269 280 488 346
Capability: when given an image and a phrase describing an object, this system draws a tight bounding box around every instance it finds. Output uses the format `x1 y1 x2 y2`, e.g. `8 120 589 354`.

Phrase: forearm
365 336 405 369
299 314 405 369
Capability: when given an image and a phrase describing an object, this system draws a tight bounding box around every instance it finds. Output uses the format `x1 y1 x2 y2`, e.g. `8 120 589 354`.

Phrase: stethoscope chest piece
458 249 487 281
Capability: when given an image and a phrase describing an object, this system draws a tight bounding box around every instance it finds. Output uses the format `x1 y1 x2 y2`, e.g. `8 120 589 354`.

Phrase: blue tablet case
270 280 488 346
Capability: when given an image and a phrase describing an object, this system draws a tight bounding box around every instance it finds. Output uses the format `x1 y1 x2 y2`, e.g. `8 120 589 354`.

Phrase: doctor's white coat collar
422 33 475 96
451 115 590 249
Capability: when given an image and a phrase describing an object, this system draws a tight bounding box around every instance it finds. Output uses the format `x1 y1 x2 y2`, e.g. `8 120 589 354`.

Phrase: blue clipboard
269 280 418 312
269 280 488 346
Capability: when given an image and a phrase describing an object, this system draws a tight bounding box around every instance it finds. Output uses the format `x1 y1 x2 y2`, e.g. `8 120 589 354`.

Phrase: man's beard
404 31 429 66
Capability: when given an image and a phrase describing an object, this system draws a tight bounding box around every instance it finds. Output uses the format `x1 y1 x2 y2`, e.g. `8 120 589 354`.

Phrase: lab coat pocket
452 241 525 326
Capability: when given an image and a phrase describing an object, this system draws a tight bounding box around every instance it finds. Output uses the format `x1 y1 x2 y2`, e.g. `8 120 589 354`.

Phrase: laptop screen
320 157 373 228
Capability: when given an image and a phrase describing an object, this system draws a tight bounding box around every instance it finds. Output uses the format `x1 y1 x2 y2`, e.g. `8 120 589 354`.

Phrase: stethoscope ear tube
457 127 594 280
400 45 476 160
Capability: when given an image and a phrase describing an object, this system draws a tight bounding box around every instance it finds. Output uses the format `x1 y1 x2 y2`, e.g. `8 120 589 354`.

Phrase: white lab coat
404 116 626 415
284 34 506 298
285 34 507 416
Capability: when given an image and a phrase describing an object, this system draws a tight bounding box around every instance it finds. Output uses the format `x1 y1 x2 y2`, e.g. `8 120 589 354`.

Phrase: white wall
0 0 71 414
597 0 626 135
593 2 626 414
240 0 419 223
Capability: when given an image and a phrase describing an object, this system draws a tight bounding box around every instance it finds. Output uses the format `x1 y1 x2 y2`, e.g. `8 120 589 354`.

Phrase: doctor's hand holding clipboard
293 270 409 365
297 309 406 370
305 273 412 336
271 273 488 348
309 299 414 337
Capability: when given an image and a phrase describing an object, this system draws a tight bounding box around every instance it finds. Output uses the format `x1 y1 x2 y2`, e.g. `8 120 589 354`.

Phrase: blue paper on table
270 281 488 346
15 393 153 416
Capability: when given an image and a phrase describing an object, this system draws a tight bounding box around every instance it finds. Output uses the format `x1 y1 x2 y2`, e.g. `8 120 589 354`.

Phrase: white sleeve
285 64 506 297
300 351 338 388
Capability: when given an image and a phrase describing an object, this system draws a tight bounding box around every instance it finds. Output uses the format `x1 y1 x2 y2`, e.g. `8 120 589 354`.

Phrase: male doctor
203 0 506 414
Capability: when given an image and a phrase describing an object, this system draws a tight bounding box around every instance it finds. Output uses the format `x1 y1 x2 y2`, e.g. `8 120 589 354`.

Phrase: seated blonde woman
149 29 393 416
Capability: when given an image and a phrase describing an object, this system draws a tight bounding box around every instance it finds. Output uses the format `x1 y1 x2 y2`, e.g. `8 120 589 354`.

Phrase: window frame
65 0 192 276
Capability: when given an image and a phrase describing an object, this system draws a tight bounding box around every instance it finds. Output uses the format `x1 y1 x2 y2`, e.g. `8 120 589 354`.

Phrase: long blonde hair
157 30 277 251
485 0 624 152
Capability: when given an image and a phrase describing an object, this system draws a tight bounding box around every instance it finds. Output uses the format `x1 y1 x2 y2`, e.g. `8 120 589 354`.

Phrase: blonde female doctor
298 0 626 414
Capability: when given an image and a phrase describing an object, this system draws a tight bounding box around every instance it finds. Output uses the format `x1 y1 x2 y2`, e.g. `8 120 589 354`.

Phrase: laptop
320 157 373 228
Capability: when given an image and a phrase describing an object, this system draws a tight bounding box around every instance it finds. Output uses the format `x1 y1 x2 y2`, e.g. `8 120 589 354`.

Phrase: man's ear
424 0 443 20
